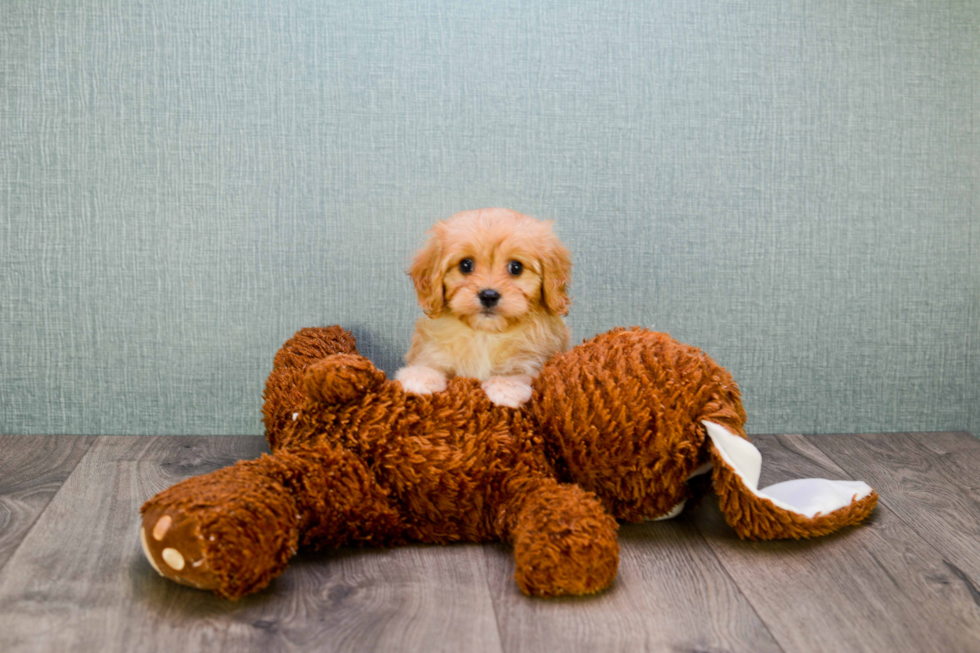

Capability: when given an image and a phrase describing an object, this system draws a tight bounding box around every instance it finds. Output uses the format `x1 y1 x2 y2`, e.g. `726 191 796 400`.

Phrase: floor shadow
127 550 280 619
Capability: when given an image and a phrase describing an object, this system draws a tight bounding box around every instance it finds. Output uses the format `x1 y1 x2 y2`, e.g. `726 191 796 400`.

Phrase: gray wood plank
484 516 783 653
690 433 980 653
0 435 95 571
260 544 502 652
0 436 503 653
810 431 980 586
5 432 976 652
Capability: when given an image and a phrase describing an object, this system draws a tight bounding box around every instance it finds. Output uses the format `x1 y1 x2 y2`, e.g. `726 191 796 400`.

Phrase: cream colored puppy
396 208 571 407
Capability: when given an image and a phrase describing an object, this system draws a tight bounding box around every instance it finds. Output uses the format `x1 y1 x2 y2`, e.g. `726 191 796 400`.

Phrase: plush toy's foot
703 421 878 539
140 457 304 600
506 480 619 596
141 505 221 591
140 445 404 600
395 365 447 395
481 375 533 408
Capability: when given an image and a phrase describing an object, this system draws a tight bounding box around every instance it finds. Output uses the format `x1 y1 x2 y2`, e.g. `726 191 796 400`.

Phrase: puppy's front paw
395 365 447 395
482 375 533 408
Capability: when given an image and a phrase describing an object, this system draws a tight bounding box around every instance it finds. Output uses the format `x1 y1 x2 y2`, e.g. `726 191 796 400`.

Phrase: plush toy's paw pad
140 507 220 591
481 375 533 408
395 365 447 395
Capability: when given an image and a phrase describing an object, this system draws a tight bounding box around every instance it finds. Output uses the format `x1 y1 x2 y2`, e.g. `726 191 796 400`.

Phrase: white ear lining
703 420 873 519
703 421 762 489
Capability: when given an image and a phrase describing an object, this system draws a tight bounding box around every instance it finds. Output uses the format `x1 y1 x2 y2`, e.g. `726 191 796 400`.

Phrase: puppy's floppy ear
408 230 446 316
540 226 572 316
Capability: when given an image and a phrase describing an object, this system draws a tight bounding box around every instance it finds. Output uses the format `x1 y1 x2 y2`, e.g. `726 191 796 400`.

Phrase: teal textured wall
1 1 977 436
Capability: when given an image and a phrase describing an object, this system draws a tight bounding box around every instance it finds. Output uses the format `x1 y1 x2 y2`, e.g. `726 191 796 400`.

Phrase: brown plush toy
140 326 878 599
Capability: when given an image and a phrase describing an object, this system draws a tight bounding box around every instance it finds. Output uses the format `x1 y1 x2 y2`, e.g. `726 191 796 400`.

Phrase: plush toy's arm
703 421 877 540
495 477 619 596
140 444 404 599
263 326 361 448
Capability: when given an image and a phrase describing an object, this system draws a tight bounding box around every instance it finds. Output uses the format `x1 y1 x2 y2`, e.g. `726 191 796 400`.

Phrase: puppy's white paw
395 365 447 395
482 375 533 408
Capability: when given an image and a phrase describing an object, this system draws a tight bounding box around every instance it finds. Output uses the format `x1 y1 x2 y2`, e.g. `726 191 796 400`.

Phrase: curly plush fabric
140 326 877 599
533 328 747 522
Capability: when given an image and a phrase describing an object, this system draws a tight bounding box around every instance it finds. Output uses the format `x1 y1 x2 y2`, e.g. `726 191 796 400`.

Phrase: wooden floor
1 432 979 652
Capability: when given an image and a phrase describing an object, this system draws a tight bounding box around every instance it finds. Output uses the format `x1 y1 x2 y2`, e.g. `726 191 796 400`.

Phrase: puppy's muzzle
478 289 501 308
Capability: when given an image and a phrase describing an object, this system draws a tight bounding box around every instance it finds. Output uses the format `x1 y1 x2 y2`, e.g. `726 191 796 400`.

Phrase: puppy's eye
459 258 474 274
508 260 523 276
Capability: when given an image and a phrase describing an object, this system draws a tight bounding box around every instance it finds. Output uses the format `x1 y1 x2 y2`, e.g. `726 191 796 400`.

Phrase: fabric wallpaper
1 0 977 436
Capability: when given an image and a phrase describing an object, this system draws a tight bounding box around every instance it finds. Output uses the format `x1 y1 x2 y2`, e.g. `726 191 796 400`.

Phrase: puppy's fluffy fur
396 208 571 407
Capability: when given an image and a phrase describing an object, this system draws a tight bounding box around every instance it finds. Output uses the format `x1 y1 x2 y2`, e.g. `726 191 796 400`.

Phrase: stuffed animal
139 326 877 599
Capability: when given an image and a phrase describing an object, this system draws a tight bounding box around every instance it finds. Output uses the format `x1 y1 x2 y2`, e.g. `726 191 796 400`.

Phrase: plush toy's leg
140 445 403 599
498 478 619 596
703 421 878 540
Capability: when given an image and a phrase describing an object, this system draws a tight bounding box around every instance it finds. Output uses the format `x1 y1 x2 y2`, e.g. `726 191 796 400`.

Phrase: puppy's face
409 209 571 332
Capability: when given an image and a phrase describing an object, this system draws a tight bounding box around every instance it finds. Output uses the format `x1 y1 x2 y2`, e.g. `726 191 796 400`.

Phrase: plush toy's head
531 328 746 522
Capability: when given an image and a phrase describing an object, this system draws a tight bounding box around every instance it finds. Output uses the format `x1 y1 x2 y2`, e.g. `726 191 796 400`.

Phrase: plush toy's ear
408 229 446 317
703 421 878 539
538 223 572 316
303 354 386 405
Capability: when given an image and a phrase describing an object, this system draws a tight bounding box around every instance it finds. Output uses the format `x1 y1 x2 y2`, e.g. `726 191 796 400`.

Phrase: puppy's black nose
478 289 501 308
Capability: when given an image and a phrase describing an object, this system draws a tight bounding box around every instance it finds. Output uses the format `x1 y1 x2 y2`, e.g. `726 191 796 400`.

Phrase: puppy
396 208 571 408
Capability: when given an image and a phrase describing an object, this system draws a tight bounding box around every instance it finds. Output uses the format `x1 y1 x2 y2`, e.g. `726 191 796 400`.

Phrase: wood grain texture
484 517 781 653
810 432 980 586
690 433 980 653
0 436 502 653
0 434 94 571
3 433 980 652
